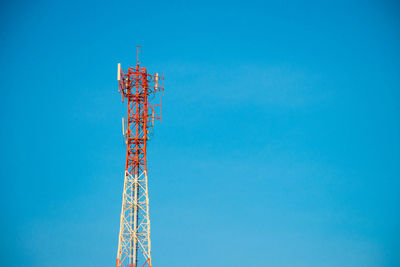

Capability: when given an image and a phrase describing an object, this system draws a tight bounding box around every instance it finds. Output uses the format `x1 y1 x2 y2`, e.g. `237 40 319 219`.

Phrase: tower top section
117 57 164 103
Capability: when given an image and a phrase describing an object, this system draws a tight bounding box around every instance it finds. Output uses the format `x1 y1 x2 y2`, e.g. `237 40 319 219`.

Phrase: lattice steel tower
116 47 164 267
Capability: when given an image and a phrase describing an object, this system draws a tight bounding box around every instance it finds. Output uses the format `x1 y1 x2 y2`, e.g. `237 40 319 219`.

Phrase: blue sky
1 0 399 266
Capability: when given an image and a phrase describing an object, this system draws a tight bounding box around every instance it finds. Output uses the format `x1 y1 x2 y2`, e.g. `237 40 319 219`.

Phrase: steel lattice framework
116 48 164 267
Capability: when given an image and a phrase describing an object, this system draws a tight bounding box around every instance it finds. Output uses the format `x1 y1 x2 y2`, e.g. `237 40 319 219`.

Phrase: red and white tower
116 47 164 267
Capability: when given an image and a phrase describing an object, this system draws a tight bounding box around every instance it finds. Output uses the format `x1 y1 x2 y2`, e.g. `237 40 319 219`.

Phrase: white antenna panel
118 63 121 81
122 117 125 136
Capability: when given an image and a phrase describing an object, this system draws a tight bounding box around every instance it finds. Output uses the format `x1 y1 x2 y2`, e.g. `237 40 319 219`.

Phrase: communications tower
116 47 164 267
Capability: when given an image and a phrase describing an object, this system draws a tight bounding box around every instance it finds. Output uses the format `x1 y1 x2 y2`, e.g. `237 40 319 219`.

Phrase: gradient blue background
1 0 399 266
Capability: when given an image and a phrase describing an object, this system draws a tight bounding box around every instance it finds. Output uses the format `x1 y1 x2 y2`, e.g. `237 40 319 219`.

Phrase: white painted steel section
116 170 152 266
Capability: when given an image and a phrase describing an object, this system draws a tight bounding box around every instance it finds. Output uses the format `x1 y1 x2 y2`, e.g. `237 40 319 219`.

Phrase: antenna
155 73 158 92
137 46 142 66
117 63 125 103
122 117 125 136
117 63 121 81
